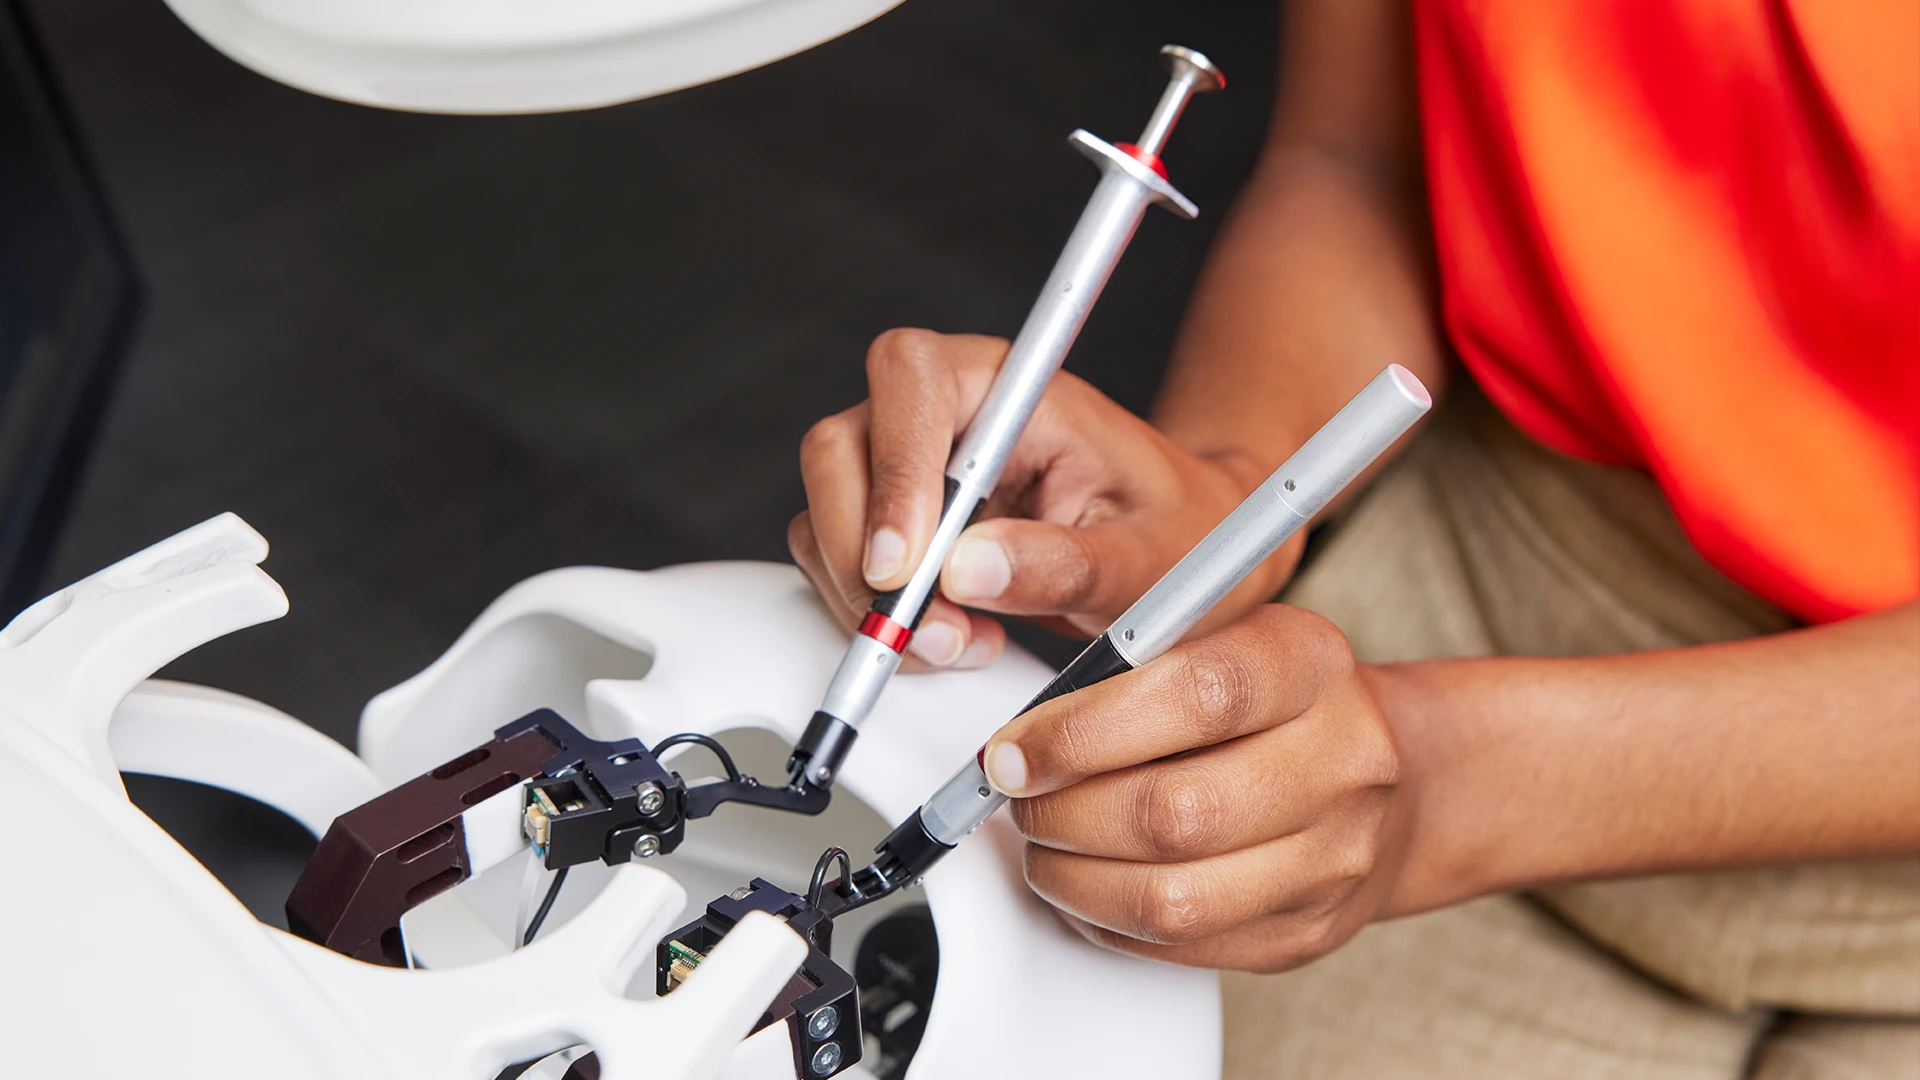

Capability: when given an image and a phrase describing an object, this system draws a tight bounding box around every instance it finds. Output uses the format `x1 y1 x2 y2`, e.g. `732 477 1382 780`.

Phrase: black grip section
1015 633 1134 717
870 476 983 629
786 710 860 788
857 808 952 897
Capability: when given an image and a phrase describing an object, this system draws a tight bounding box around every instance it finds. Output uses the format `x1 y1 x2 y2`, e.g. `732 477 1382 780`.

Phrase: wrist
1359 659 1509 917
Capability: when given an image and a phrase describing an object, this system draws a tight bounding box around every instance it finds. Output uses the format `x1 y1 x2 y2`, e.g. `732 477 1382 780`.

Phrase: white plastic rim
160 0 905 114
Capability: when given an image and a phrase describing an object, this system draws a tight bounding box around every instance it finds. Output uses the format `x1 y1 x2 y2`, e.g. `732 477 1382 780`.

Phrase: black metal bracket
522 716 831 870
658 877 863 1078
518 712 690 870
288 708 838 964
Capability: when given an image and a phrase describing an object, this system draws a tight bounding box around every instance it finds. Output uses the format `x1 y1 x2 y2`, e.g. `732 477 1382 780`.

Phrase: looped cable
807 846 852 908
649 732 743 782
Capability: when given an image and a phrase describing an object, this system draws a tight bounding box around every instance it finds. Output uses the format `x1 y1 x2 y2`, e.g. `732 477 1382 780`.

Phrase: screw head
806 1005 840 1040
631 833 662 859
809 1041 842 1075
635 781 666 816
729 886 751 901
1160 44 1227 93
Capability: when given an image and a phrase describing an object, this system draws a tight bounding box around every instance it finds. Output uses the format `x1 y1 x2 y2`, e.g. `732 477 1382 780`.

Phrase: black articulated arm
287 707 829 966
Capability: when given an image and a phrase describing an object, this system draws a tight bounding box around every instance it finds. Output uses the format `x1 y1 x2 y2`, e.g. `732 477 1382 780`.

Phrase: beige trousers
1224 389 1920 1078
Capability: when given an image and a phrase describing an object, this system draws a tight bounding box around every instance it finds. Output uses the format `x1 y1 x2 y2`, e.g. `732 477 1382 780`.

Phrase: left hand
980 604 1413 972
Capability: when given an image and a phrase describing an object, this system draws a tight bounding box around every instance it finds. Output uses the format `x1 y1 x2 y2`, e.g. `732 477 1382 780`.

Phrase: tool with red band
785 44 1227 791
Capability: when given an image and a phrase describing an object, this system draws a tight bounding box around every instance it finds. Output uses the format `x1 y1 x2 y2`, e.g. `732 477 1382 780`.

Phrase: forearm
1154 0 1444 483
1374 601 1920 917
1155 152 1444 481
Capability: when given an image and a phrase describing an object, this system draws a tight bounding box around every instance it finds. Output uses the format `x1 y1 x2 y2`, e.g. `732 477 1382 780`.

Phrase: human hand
788 328 1297 671
980 604 1413 972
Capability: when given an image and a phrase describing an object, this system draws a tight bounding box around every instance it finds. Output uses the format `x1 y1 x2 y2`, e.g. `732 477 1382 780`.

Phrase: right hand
788 328 1302 670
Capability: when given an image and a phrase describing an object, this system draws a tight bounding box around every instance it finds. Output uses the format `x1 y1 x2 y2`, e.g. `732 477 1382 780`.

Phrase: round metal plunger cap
1160 45 1227 93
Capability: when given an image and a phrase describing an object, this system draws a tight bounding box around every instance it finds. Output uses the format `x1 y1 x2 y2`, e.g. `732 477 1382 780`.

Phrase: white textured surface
159 0 903 113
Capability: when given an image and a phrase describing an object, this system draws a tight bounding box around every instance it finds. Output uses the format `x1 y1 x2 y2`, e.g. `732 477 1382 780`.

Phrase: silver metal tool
788 45 1229 790
844 365 1432 898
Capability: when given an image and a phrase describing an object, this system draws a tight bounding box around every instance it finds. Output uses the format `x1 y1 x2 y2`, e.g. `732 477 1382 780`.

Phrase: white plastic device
0 514 1221 1078
160 0 906 113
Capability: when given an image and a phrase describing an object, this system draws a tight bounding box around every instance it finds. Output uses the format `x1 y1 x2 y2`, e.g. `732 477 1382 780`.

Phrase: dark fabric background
29 0 1279 750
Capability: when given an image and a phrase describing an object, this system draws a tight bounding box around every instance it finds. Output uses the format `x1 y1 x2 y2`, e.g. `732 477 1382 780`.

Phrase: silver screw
631 833 662 859
806 1005 840 1040
810 765 834 786
809 1042 842 1075
635 781 666 816
729 886 751 901
1134 45 1228 159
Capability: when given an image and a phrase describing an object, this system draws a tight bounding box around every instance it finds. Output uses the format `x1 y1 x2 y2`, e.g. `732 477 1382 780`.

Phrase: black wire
522 866 570 946
807 846 852 908
649 732 743 782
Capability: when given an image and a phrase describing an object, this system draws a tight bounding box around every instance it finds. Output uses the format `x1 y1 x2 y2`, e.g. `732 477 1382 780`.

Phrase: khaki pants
1225 388 1920 1078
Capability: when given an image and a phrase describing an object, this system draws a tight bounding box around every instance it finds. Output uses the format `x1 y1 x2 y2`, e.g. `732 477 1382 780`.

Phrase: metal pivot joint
788 44 1228 794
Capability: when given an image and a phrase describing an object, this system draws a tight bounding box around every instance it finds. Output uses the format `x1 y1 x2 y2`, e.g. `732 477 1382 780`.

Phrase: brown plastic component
285 718 561 965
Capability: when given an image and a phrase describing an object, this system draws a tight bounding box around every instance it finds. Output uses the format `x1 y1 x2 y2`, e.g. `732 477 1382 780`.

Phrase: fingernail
909 621 964 666
984 741 1028 796
865 527 907 584
946 535 1012 601
955 638 996 669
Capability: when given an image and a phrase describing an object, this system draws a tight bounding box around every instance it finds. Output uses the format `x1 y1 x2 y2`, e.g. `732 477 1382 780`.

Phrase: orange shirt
1416 0 1920 621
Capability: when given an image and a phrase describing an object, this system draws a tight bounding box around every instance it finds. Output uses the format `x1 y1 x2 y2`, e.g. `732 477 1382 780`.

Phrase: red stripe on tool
1114 142 1168 180
859 611 912 653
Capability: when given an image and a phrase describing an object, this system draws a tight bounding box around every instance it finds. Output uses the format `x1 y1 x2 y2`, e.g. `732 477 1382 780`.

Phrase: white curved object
161 0 903 113
0 516 809 1080
0 519 1221 1078
112 679 382 837
363 560 1224 1079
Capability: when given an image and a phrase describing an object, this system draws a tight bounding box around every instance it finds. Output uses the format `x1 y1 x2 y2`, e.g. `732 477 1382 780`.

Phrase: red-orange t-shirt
1416 0 1920 622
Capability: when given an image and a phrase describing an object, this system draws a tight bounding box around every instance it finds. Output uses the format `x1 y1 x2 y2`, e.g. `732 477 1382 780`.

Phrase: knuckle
867 452 919 502
1008 793 1059 843
1137 867 1211 944
1358 732 1402 791
799 413 853 464
1045 704 1104 779
1052 529 1103 607
1293 608 1356 676
1141 768 1222 860
1178 639 1257 743
785 513 813 555
1326 837 1377 895
1295 912 1347 961
866 327 941 379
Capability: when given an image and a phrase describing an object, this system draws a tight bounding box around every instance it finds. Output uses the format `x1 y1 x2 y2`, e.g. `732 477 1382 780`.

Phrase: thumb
939 518 1161 623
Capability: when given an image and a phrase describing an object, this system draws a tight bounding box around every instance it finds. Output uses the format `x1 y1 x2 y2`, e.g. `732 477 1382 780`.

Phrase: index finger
981 605 1351 798
862 329 1007 590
